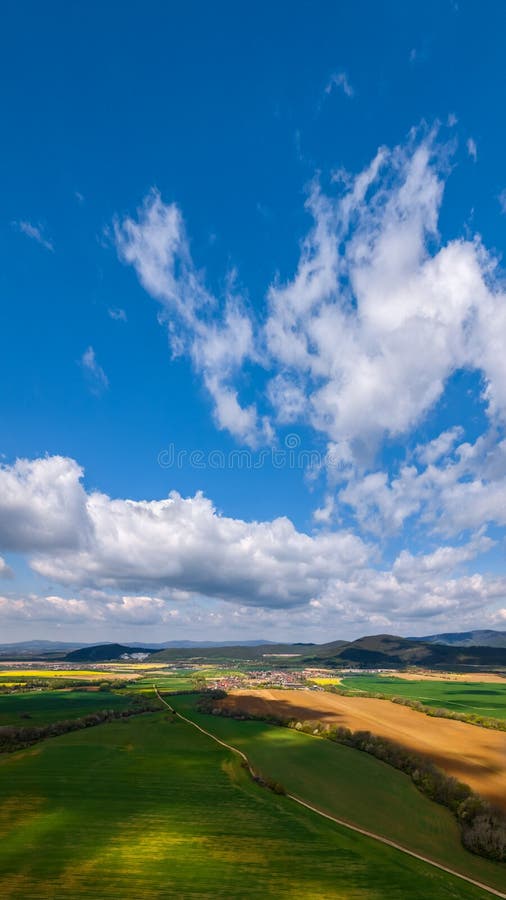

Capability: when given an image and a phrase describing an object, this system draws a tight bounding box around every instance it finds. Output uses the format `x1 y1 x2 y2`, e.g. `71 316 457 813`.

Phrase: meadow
0 689 137 727
173 695 506 894
127 670 199 694
0 710 494 899
340 675 506 719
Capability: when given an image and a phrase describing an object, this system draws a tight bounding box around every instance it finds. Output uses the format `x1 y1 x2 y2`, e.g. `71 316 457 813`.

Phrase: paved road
154 688 506 900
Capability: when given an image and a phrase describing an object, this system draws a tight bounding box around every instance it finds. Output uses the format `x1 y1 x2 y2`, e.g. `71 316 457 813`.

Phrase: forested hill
411 629 506 648
306 634 506 668
65 644 155 662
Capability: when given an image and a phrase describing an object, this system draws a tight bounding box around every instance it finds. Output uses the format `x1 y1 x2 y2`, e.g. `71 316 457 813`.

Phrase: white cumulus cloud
114 190 269 446
0 454 505 633
113 129 506 461
0 455 368 609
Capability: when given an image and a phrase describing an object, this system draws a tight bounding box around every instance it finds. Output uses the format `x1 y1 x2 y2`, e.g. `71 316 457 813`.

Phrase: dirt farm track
221 689 506 810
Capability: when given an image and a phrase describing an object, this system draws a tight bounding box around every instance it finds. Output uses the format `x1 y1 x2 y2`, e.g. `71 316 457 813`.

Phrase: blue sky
2 1 506 642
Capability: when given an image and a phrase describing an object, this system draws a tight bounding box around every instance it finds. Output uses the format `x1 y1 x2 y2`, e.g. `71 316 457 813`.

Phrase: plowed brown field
221 689 506 809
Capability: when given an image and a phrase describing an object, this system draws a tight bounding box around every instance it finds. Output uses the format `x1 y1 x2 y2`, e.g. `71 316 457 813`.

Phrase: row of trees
243 761 286 795
0 678 134 695
0 698 159 754
196 689 227 712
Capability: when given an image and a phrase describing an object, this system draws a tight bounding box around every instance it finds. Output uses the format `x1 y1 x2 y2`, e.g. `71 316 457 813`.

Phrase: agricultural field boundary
154 688 506 900
332 681 506 732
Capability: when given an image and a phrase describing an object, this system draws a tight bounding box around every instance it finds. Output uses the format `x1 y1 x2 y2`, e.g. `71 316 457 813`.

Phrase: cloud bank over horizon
1 450 506 639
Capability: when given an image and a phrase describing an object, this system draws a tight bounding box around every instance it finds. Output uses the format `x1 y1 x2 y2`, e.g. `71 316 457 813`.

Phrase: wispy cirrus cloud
108 307 127 322
13 220 54 252
81 347 109 394
324 70 354 98
467 137 478 161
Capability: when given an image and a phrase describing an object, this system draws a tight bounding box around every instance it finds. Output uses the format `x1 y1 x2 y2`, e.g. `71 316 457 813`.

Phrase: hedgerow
0 698 159 753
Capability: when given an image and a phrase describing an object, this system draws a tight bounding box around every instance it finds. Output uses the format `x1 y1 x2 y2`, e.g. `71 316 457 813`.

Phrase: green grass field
340 676 506 719
173 695 506 894
0 690 136 727
0 710 495 899
129 667 244 694
127 671 197 693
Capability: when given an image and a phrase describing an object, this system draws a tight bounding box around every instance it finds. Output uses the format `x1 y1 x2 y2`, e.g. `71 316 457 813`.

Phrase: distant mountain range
306 633 506 668
2 630 506 666
411 629 506 648
0 638 274 658
0 640 92 657
57 632 506 667
130 640 276 649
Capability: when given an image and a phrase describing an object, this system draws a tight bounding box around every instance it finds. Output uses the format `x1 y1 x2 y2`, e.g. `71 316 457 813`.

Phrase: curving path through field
154 688 506 899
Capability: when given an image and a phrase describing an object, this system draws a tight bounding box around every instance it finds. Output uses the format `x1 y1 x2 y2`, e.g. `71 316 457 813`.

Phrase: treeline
159 688 211 699
211 701 506 863
196 689 228 712
253 772 286 795
0 679 134 695
0 698 159 754
240 760 286 795
321 684 506 733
